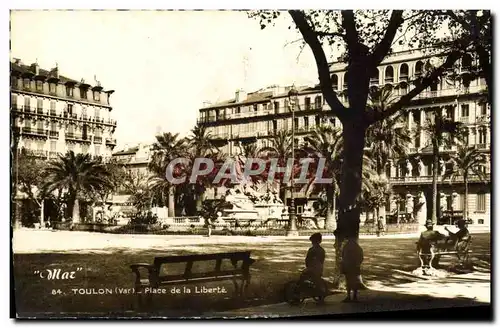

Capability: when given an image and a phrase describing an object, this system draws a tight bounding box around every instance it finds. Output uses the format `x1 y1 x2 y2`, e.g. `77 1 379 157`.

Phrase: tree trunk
325 184 336 230
333 121 366 289
431 140 439 223
39 199 44 227
168 186 175 217
464 174 469 220
72 197 81 224
196 191 205 214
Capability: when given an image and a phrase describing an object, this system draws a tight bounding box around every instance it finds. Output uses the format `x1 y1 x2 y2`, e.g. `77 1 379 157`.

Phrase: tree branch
341 10 359 56
372 50 462 123
316 31 347 39
288 10 347 118
371 10 404 66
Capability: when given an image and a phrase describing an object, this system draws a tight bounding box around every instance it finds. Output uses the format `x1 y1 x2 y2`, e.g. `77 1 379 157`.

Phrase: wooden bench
130 251 255 308
417 235 472 269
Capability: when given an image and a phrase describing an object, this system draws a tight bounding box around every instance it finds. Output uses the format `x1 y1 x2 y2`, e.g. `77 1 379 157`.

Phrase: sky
10 10 323 149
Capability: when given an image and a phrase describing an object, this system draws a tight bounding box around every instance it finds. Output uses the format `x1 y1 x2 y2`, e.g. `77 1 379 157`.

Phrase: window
274 101 279 113
272 120 277 131
37 99 43 110
426 163 432 176
50 122 57 132
50 101 56 115
67 104 73 115
80 88 87 99
93 91 100 101
236 107 241 114
478 128 487 144
49 83 57 93
480 103 487 116
67 143 75 152
36 120 44 132
464 130 469 145
50 140 57 151
461 104 469 117
23 78 30 89
24 97 30 110
95 107 101 119
304 116 309 129
315 116 320 126
294 117 299 130
399 63 409 81
446 107 454 120
82 125 88 140
305 97 311 110
253 104 258 112
331 74 339 91
314 96 322 110
11 95 17 108
36 80 43 91
66 86 74 97
284 99 290 110
415 61 423 77
94 145 100 155
385 66 394 83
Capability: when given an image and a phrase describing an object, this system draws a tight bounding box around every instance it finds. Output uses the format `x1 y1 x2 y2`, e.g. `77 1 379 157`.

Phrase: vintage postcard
10 9 492 319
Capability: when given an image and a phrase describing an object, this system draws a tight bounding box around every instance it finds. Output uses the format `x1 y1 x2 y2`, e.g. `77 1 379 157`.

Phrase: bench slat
159 269 245 283
153 251 251 265
157 274 246 285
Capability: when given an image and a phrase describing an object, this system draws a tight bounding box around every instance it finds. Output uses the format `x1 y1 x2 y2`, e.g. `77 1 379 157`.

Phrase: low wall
52 221 420 236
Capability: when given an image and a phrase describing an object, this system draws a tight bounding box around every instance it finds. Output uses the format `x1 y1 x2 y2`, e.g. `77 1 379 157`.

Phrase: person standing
341 238 364 302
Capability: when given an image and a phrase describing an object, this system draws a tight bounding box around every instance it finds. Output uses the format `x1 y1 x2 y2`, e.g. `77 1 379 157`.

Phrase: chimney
31 63 39 75
52 63 59 78
202 101 212 108
235 89 247 103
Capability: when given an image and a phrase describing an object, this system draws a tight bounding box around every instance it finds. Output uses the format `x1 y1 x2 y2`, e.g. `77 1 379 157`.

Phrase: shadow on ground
13 234 490 318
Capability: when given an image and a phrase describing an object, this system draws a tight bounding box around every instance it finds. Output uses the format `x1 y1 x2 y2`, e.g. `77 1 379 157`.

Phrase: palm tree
304 125 343 230
260 130 293 202
418 109 465 223
42 151 113 223
443 144 488 220
149 132 188 217
365 86 411 222
186 124 221 213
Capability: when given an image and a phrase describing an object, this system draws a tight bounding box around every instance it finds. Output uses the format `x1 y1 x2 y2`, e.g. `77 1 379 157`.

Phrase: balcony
49 110 57 116
476 115 490 124
22 128 48 138
399 75 409 82
36 108 45 115
65 133 92 143
475 143 489 150
458 117 470 124
390 173 491 185
48 130 59 139
48 151 61 159
94 136 103 144
105 138 117 145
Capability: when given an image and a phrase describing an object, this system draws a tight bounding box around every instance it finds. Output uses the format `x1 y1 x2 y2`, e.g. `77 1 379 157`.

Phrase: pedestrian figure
341 238 364 302
377 216 385 237
298 233 326 298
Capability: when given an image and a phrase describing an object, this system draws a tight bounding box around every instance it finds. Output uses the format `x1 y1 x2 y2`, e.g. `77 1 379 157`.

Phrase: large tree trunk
431 140 439 223
168 186 175 217
325 184 336 230
72 197 81 223
333 122 367 288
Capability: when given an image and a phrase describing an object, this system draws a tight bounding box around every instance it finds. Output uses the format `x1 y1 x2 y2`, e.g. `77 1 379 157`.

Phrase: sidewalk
213 271 490 318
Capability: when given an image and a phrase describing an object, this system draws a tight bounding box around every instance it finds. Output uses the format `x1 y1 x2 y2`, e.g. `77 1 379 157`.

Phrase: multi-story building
112 143 153 177
10 59 117 159
197 49 491 226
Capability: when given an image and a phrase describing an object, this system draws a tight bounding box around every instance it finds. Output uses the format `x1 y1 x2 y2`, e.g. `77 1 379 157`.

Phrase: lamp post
287 85 299 236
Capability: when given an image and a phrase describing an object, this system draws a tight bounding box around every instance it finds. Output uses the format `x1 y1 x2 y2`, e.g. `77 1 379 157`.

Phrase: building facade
112 143 153 177
10 59 117 159
197 49 491 226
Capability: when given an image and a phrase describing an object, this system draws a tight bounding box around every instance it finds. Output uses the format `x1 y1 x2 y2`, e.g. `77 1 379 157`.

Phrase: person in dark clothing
298 233 326 296
444 219 470 253
416 220 446 268
341 238 364 302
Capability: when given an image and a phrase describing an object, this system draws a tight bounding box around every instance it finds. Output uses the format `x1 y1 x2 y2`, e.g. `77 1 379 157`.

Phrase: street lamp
287 85 299 236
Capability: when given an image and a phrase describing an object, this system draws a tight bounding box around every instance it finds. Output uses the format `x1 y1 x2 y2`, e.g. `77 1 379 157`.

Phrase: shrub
129 211 158 225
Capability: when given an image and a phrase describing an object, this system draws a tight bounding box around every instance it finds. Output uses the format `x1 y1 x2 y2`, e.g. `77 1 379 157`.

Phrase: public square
13 229 491 317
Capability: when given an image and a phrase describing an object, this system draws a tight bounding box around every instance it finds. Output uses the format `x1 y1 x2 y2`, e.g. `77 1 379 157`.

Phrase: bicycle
283 269 329 305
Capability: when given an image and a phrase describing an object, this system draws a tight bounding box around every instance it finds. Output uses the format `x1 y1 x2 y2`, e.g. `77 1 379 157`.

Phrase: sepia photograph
9 8 492 319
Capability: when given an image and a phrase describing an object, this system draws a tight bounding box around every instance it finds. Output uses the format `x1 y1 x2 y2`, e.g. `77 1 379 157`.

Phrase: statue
224 189 254 211
415 192 427 230
406 161 413 177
